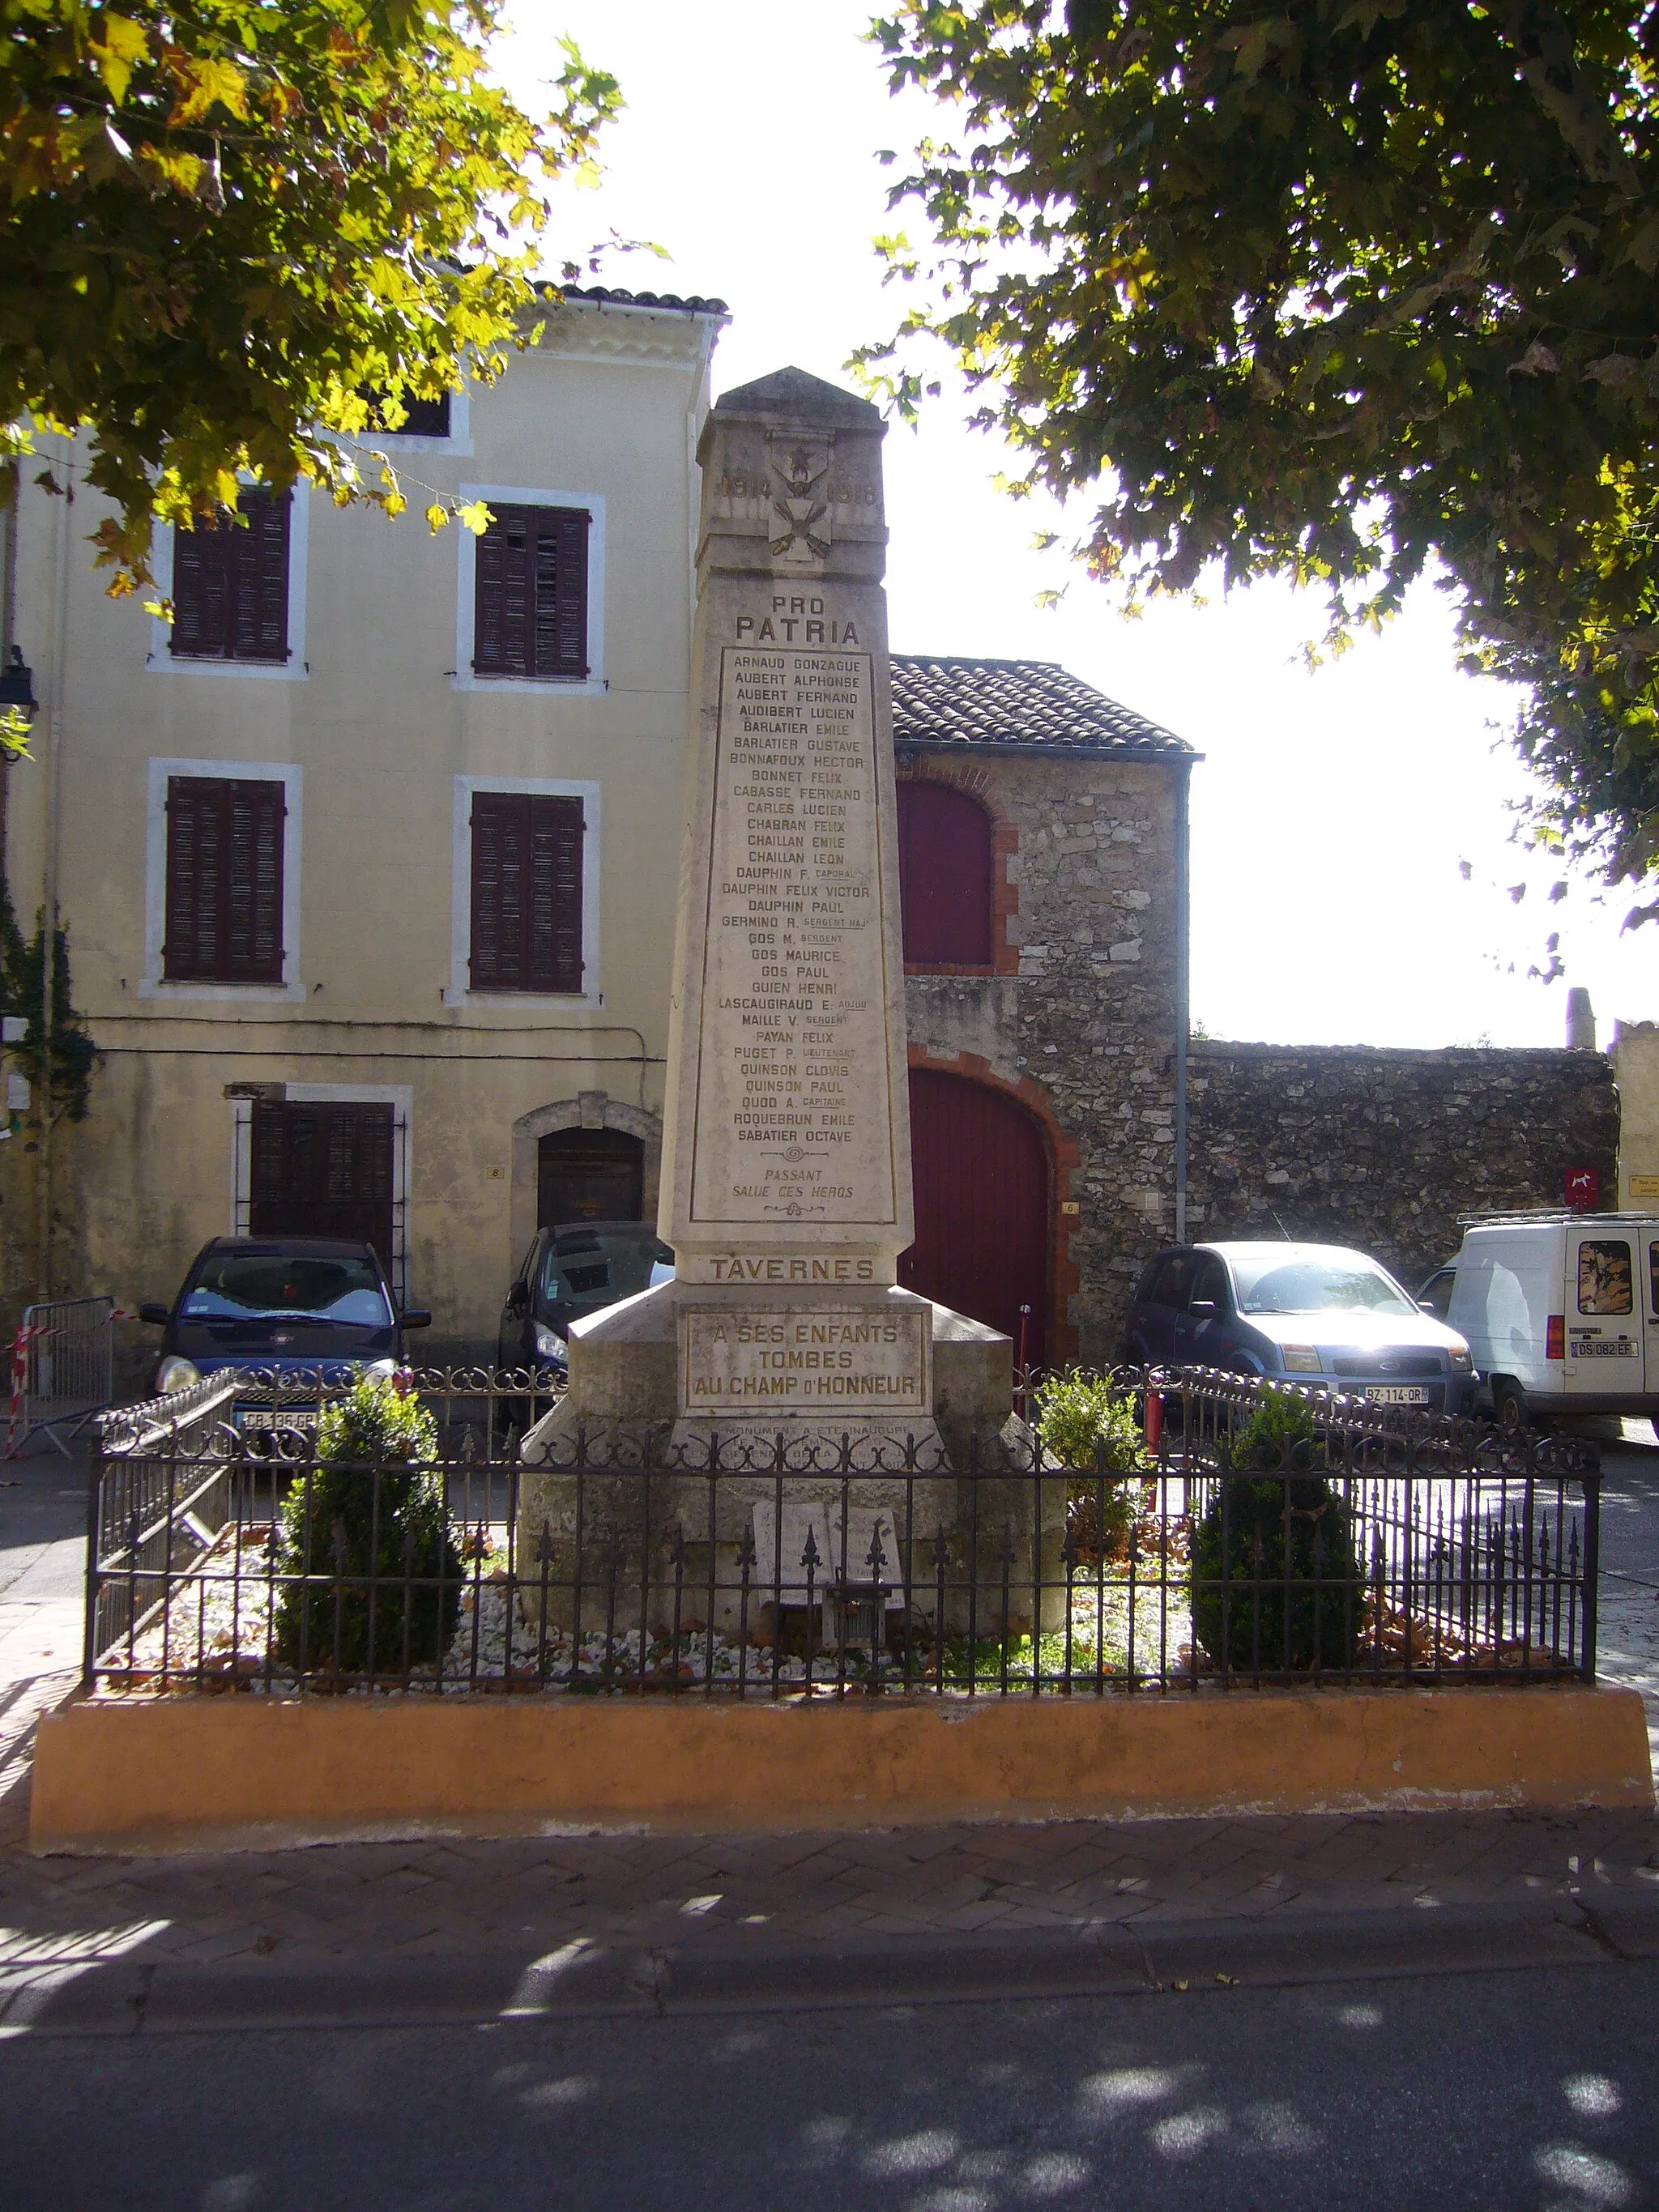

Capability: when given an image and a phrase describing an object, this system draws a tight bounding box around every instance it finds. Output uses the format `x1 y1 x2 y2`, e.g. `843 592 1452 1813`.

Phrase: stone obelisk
652 368 943 1450
661 370 909 1292
522 369 1013 1470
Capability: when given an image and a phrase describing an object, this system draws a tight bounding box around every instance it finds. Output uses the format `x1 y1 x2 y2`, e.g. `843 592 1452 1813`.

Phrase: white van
1442 1212 1659 1430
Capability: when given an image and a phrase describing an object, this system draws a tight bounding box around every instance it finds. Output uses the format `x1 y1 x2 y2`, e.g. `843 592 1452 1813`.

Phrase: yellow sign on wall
1629 1174 1659 1200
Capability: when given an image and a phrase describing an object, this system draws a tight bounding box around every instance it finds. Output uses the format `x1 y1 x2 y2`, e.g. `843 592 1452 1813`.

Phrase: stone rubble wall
1188 1042 1620 1294
902 754 1183 1365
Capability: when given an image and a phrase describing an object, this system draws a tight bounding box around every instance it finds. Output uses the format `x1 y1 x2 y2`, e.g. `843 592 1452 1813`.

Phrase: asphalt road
2 1962 1656 2212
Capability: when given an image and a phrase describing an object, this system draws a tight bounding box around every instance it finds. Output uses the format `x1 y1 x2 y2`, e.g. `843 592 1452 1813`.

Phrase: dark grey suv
1120 1240 1478 1417
497 1220 675 1380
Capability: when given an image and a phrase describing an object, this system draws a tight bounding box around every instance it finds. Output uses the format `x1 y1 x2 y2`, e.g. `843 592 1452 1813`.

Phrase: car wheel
1492 1378 1529 1434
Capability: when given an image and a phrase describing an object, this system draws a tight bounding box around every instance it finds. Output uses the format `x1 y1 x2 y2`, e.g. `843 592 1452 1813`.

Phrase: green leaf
862 0 1659 917
0 4 617 595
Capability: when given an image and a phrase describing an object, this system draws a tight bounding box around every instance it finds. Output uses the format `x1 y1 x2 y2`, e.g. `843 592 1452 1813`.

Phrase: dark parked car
1120 1240 1478 1416
139 1237 430 1429
498 1220 675 1382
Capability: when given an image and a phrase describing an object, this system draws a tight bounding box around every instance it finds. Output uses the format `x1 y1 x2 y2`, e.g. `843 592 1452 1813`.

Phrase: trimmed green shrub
1033 1368 1147 1556
1189 1391 1360 1673
272 1374 463 1677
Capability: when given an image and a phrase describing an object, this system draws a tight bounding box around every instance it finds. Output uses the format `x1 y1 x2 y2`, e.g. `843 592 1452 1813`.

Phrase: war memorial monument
518 370 1035 1629
522 369 1020 1462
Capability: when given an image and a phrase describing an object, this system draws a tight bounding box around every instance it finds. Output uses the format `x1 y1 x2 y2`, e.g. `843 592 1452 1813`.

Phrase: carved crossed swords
770 444 830 561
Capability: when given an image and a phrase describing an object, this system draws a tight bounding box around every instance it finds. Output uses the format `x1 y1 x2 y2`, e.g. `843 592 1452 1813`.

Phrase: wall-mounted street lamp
0 643 37 720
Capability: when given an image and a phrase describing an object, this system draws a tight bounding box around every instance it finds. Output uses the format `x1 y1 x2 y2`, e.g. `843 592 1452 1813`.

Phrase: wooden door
538 1127 644 1228
249 1100 394 1260
899 1069 1050 1366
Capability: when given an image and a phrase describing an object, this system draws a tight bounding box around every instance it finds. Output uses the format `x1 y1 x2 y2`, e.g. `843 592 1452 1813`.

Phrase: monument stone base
518 1280 1025 1471
514 1282 1058 1639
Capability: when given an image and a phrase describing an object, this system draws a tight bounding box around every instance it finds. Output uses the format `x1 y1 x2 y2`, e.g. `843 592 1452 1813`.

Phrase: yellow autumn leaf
424 502 450 532
90 15 149 107
136 143 203 195
174 55 249 125
456 500 494 535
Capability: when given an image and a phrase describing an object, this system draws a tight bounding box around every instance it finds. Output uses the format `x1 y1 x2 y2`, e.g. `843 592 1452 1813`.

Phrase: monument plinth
521 369 1018 1482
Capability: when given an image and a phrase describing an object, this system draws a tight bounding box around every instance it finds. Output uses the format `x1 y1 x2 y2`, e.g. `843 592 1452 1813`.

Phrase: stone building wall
1611 1021 1659 1205
901 752 1183 1363
1187 1042 1619 1293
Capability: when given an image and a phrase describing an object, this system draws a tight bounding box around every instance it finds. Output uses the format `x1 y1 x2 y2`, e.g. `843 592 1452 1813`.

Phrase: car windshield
540 1227 673 1319
181 1253 391 1326
1230 1253 1414 1318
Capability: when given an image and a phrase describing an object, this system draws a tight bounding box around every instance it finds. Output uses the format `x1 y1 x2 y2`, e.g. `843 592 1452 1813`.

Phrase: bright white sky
502 0 1653 1051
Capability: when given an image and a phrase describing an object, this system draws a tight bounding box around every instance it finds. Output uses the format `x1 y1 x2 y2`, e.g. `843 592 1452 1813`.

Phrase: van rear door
1644 1228 1659 1393
1565 1226 1642 1392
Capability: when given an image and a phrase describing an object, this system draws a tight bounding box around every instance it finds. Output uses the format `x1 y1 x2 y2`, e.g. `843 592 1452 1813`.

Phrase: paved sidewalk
3 1792 1657 1984
4 1430 1659 2030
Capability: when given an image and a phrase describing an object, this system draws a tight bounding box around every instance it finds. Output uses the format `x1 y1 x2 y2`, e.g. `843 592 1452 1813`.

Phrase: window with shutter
249 1098 394 1257
360 388 451 439
163 775 286 982
897 782 994 966
469 792 584 993
471 504 589 680
169 490 292 663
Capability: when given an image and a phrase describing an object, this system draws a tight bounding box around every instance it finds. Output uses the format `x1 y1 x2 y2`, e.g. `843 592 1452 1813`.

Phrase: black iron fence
83 1366 1599 1697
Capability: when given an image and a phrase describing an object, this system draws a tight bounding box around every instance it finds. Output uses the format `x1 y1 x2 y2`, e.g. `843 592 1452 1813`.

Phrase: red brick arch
905 1048 1081 1366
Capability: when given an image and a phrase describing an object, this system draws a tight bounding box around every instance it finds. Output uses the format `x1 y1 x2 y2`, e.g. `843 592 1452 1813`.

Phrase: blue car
139 1237 431 1430
1120 1240 1478 1417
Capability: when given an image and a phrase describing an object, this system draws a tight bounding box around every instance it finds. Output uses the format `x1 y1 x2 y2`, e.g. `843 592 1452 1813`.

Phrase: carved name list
687 630 902 1234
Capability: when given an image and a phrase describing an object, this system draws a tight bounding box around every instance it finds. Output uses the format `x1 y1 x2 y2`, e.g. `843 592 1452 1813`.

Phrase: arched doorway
538 1126 643 1228
900 1068 1051 1366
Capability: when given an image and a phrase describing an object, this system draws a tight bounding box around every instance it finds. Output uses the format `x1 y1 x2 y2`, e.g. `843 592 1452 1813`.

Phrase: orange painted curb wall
28 1687 1653 1855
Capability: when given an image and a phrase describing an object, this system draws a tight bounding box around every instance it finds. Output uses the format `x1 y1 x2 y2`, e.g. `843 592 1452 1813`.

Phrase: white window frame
141 757 305 1002
359 379 472 458
230 1084 415 1305
445 774 603 1009
451 484 606 696
147 479 310 681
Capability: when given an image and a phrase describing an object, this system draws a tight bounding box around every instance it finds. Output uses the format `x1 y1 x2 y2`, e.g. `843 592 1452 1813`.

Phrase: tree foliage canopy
863 2 1659 914
2 2 620 584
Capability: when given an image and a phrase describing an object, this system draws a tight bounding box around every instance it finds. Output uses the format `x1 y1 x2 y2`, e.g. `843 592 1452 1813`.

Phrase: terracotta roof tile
557 283 728 317
890 654 1193 757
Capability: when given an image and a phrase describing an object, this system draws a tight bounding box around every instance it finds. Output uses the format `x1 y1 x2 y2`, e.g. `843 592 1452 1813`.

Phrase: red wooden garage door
899 1068 1050 1367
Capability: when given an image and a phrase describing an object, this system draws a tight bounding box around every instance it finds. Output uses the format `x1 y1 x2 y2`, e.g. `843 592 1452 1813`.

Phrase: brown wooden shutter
171 522 228 659
250 1098 394 1259
539 508 590 678
225 780 285 979
473 513 517 676
472 505 589 680
527 795 584 989
170 491 288 663
235 492 291 663
469 791 583 992
468 791 518 987
163 778 225 977
163 775 285 982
